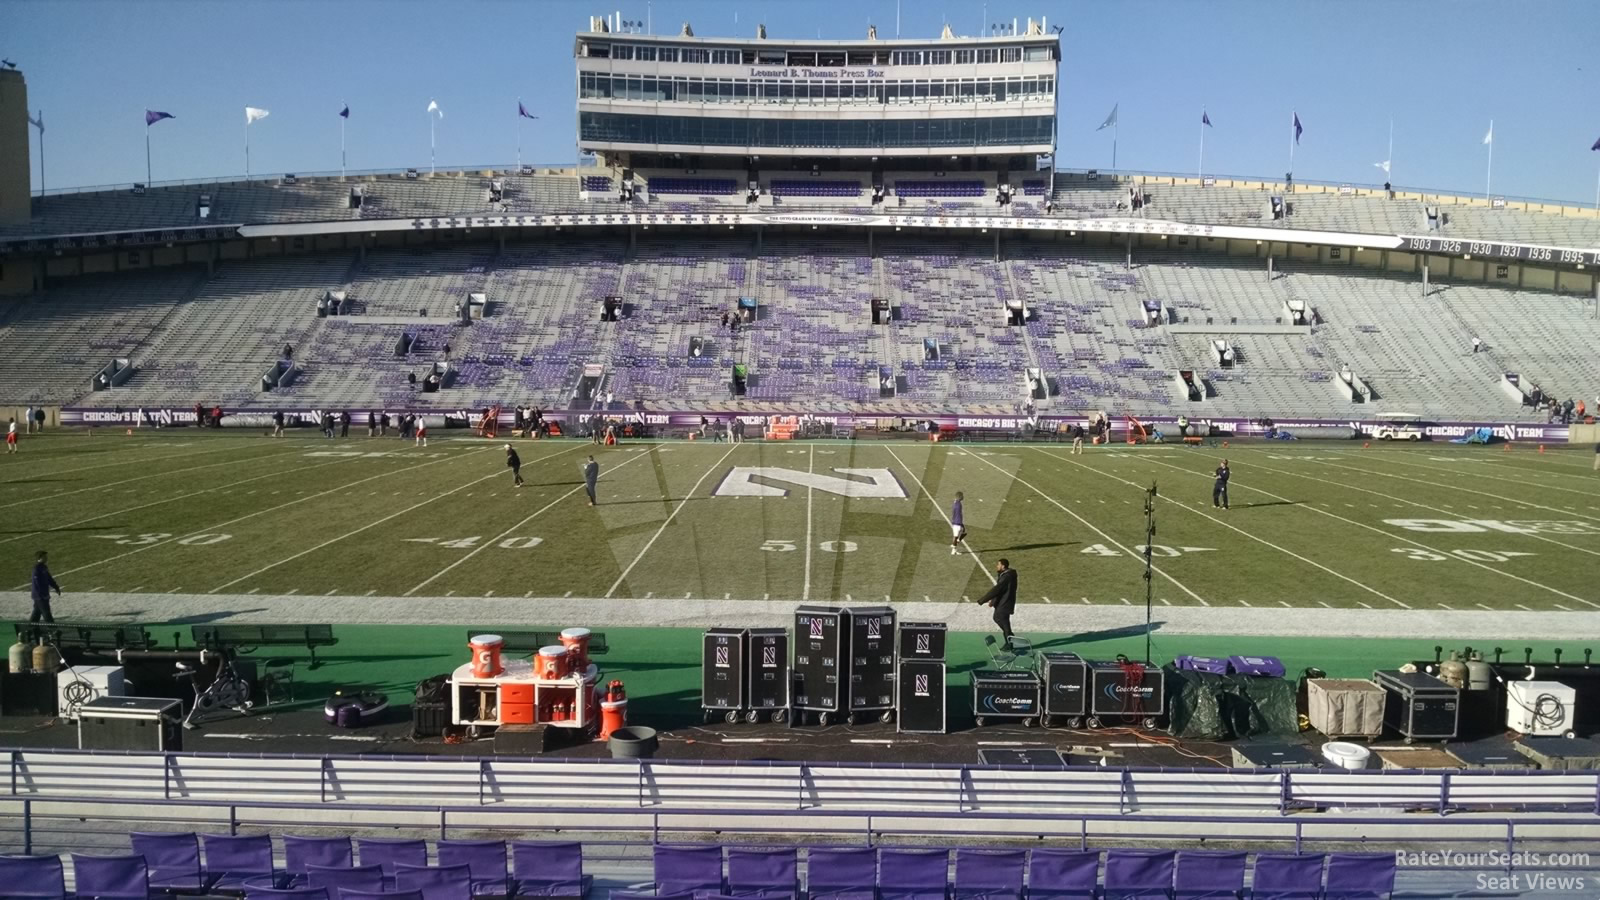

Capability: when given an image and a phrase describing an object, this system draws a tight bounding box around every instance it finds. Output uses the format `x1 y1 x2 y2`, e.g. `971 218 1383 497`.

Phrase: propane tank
1438 650 1468 690
31 639 58 674
1465 649 1493 692
8 639 30 673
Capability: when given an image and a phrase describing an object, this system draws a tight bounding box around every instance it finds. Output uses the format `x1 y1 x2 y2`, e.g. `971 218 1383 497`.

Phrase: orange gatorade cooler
537 645 571 680
560 627 593 673
469 634 505 678
600 698 628 740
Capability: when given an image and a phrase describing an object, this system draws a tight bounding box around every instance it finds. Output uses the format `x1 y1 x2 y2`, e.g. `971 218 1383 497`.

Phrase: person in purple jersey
950 491 967 555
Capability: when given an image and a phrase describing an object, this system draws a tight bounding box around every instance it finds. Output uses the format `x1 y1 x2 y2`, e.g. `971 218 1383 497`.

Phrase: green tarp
1164 665 1300 741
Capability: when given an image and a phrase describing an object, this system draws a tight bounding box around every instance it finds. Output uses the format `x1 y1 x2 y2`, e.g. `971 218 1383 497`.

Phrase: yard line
1141 452 1596 609
1238 599 1252 607
33 444 506 584
325 589 338 596
803 444 815 602
564 590 573 598
1516 604 1534 611
1325 451 1600 508
365 589 376 596
0 452 356 547
1475 602 1493 611
1438 603 1453 610
606 444 740 598
1163 598 1173 607
1554 603 1571 611
1357 601 1372 609
1317 601 1331 608
129 585 144 592
1044 450 1408 608
1119 597 1130 606
408 447 652 597
0 444 302 514
1278 601 1291 608
1042 596 1052 604
88 586 102 592
963 449 1205 604
884 446 995 587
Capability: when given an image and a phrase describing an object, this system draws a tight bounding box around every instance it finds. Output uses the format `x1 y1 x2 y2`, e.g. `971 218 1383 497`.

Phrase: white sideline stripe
1145 452 1597 610
606 444 740 598
1051 451 1411 610
35 446 500 583
1234 447 1600 562
406 444 630 596
0 450 348 547
884 446 995 588
0 443 299 514
962 450 1208 605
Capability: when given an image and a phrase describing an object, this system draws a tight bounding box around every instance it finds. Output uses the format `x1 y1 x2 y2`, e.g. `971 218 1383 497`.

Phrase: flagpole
341 101 347 180
1485 119 1493 199
1288 110 1296 183
1113 118 1118 170
246 118 251 180
430 105 436 175
1386 117 1394 186
35 111 44 198
1198 115 1204 180
517 97 523 170
145 127 152 186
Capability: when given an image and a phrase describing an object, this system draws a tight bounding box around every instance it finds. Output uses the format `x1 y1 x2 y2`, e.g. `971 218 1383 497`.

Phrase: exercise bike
175 650 254 730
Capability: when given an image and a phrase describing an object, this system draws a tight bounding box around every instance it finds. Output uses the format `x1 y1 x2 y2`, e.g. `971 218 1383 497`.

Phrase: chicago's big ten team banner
58 406 1574 443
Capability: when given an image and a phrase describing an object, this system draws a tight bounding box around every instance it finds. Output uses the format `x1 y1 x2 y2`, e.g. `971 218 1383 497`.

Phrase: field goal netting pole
1142 481 1157 665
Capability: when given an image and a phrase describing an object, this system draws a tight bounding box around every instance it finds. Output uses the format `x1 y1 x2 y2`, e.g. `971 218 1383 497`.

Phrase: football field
1 430 1598 619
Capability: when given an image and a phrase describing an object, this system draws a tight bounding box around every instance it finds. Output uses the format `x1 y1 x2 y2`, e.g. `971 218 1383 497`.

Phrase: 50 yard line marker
606 443 741 598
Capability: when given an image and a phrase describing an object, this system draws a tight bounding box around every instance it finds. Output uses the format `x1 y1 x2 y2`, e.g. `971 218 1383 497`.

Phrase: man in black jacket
30 551 61 624
506 444 525 487
976 558 1018 650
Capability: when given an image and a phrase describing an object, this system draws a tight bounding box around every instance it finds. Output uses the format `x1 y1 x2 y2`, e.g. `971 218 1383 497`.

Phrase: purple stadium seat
395 863 474 900
654 845 725 897
131 831 219 893
306 862 387 894
0 854 67 899
726 848 798 899
806 848 876 900
204 835 280 893
952 849 1024 900
1323 853 1395 900
511 840 591 898
70 853 151 899
1025 850 1099 900
612 893 695 900
245 889 329 900
285 836 356 884
1174 851 1246 900
1103 850 1175 899
437 840 509 897
1249 855 1324 900
879 849 948 900
359 839 429 878
340 892 425 900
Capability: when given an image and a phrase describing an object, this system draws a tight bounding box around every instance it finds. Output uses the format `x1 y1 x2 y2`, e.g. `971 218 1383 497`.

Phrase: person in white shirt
23 407 33 435
6 417 17 454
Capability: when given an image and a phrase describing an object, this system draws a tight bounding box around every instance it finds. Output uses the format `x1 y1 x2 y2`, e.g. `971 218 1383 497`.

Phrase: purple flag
1293 112 1303 144
145 109 174 127
518 101 537 119
1202 111 1212 127
339 104 350 119
1592 135 1600 151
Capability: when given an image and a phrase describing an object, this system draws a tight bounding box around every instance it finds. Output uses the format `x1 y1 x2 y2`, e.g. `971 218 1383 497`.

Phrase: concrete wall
0 70 30 225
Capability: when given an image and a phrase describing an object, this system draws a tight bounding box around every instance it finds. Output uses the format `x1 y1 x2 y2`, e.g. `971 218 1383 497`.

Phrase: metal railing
7 750 1599 817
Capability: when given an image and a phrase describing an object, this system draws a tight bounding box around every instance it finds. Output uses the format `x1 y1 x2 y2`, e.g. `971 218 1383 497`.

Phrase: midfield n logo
713 467 907 499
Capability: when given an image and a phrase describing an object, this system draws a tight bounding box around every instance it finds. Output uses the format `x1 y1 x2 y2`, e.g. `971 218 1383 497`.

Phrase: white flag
245 106 270 124
1482 122 1493 145
1374 160 1390 173
1096 103 1118 131
427 99 443 119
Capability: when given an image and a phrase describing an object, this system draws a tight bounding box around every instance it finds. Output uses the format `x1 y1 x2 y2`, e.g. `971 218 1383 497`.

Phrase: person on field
583 455 600 506
506 444 524 487
6 417 16 454
367 410 377 438
415 418 428 447
950 491 967 555
271 410 284 438
1213 459 1231 510
30 551 60 624
339 411 351 438
1594 441 1599 472
24 406 33 435
975 558 1018 651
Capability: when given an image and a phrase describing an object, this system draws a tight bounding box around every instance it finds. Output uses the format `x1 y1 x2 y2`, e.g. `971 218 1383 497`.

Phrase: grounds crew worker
975 558 1018 651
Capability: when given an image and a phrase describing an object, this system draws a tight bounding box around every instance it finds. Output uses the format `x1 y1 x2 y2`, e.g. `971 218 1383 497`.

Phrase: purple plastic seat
511 840 592 898
395 863 474 900
359 839 429 878
204 834 279 892
131 831 219 894
307 863 387 895
70 853 151 899
654 846 724 897
953 850 1024 900
0 854 67 899
806 848 876 900
612 893 695 900
1104 850 1175 900
285 836 356 885
1174 852 1246 900
1025 850 1099 900
1323 853 1394 900
1249 855 1324 900
438 841 508 897
726 848 797 900
879 849 948 900
339 891 425 900
245 889 330 900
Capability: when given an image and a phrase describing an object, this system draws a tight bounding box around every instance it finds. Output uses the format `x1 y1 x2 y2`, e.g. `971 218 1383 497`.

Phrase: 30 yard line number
92 532 233 546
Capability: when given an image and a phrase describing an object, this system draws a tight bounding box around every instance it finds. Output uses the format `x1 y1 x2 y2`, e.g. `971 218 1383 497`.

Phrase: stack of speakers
699 627 791 724
897 621 947 734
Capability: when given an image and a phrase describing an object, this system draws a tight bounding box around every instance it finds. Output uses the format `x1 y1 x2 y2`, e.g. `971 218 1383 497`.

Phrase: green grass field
1 430 1597 613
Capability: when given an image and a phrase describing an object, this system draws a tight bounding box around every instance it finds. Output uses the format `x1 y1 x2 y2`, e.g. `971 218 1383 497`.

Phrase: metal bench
463 629 608 655
15 623 157 653
191 624 338 668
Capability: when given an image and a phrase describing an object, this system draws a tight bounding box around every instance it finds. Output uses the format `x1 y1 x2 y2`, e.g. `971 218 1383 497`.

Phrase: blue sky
7 0 1599 203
